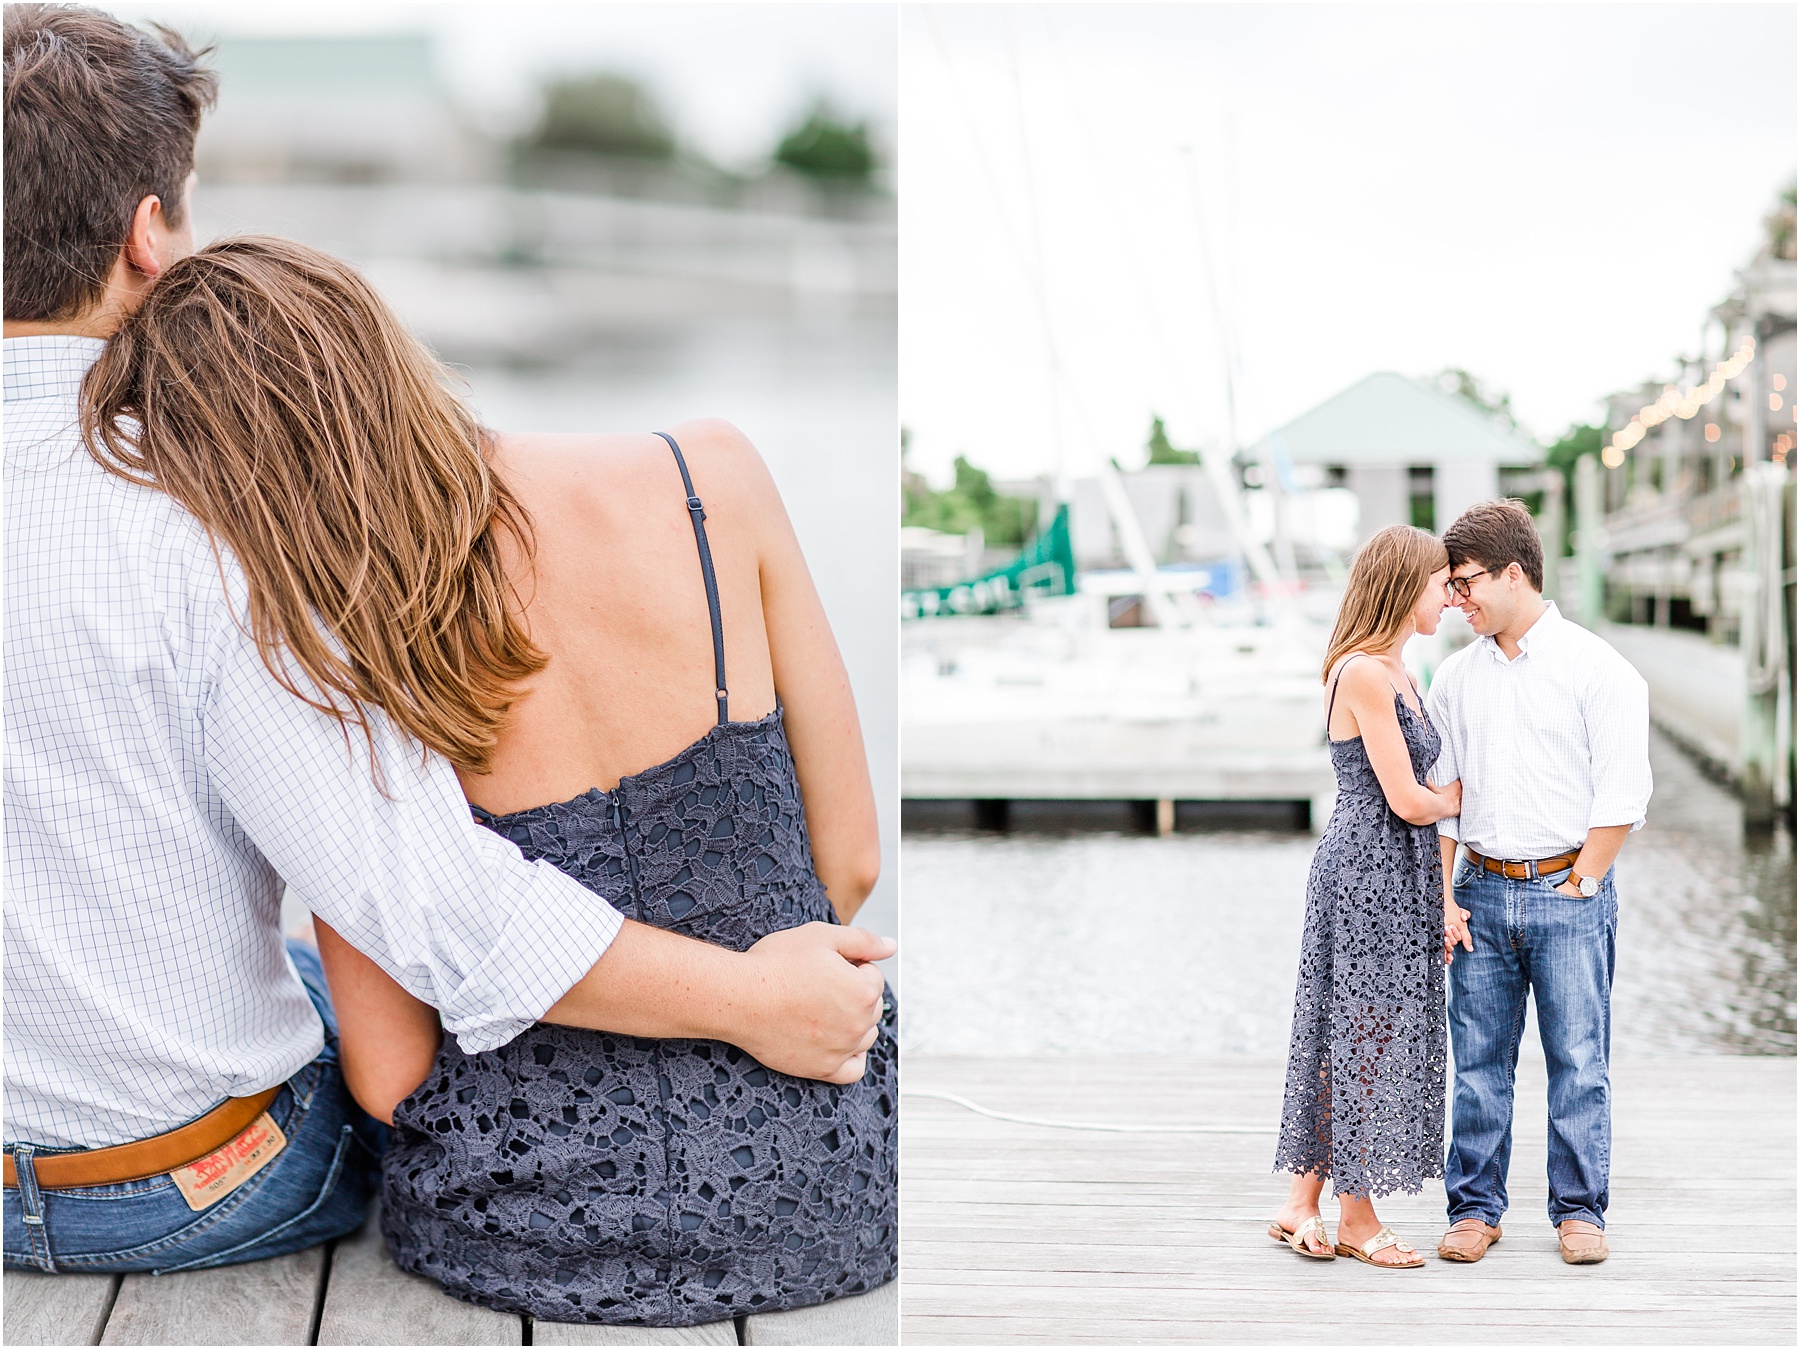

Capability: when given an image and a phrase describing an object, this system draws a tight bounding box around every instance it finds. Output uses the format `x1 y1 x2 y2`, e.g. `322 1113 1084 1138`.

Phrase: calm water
902 727 1795 1056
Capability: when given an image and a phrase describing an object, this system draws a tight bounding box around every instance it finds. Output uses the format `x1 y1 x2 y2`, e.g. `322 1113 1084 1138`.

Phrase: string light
1604 337 1756 466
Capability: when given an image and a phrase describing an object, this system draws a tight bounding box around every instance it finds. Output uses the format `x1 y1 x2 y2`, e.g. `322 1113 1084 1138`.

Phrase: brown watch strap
4 1086 283 1191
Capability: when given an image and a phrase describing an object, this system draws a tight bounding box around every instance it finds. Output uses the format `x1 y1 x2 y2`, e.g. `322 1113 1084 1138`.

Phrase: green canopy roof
1249 372 1541 467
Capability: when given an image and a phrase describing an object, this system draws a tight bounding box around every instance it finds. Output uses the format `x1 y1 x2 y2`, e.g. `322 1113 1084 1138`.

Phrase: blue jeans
4 941 383 1273
1445 858 1616 1231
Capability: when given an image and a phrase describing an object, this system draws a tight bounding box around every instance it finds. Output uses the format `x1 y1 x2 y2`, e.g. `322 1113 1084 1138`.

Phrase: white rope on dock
902 1088 1278 1134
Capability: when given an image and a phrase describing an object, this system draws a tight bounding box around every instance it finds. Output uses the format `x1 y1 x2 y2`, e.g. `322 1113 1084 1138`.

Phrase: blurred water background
122 4 899 954
903 726 1796 1058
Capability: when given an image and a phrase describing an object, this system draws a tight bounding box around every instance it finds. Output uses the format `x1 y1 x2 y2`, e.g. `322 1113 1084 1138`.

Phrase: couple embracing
3 5 894 1329
1270 502 1651 1269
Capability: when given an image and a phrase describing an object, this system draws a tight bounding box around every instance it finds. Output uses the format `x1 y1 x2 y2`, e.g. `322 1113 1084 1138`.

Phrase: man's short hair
3 5 216 321
1442 498 1545 592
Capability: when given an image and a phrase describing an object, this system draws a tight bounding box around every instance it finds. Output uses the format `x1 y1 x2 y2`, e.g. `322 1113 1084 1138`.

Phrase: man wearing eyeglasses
1423 499 1651 1269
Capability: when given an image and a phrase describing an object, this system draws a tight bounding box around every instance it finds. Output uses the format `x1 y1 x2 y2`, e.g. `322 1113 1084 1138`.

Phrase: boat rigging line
924 3 1177 625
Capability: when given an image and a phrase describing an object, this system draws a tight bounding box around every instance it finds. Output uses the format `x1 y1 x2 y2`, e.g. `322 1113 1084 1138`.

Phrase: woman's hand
1443 899 1473 965
735 923 893 1084
1434 778 1462 818
545 919 892 1084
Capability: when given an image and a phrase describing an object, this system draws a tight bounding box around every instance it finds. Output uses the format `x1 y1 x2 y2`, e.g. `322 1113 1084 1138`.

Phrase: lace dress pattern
380 710 899 1327
1273 687 1447 1199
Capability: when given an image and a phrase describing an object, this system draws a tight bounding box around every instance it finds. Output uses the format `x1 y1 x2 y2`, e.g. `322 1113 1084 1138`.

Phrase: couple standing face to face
1380 523 1548 650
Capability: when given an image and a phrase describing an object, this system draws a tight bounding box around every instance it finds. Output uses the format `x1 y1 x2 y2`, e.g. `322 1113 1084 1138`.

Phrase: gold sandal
1267 1214 1336 1260
1335 1224 1424 1268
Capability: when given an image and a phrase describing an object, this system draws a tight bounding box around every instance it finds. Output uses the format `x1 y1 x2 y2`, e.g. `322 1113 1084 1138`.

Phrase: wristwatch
1571 871 1599 898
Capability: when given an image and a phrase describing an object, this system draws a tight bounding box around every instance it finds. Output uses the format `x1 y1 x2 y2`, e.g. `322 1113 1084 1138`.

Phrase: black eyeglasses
1447 566 1505 600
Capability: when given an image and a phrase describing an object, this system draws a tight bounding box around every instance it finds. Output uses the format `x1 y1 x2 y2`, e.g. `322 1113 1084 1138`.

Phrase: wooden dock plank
531 1316 736 1345
740 1282 899 1345
314 1211 521 1346
2 1271 120 1347
99 1248 323 1346
900 1054 1797 1345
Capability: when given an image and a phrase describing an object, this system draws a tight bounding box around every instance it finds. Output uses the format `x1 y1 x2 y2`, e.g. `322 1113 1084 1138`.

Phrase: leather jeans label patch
169 1112 288 1211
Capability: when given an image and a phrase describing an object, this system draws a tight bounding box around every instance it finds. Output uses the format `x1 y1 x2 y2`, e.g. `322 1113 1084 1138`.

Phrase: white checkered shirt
5 336 622 1149
1426 601 1652 861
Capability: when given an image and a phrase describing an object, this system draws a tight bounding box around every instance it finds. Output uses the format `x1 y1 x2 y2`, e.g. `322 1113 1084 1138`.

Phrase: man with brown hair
4 5 890 1276
1424 499 1651 1268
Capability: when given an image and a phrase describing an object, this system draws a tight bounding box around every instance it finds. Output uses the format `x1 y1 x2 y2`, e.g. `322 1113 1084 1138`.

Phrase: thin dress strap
1324 652 1366 732
654 431 728 725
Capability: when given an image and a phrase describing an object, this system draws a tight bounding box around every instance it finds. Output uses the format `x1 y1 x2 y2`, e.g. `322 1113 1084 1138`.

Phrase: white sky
112 2 898 169
901 2 1796 485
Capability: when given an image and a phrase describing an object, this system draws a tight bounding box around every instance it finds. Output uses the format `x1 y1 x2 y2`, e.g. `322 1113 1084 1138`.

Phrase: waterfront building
1596 250 1797 643
196 36 493 185
1587 217 1796 821
1242 372 1543 542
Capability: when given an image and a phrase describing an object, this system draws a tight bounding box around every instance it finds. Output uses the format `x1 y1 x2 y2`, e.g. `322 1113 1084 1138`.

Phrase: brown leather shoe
1437 1218 1503 1262
1558 1220 1609 1264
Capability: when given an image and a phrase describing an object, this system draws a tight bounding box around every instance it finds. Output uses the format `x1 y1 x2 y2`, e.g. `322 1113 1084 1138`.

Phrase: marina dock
901 611 1337 823
901 1054 1795 1345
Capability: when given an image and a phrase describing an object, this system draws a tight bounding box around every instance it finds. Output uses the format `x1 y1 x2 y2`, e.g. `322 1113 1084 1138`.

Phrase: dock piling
1739 462 1793 826
1575 453 1605 627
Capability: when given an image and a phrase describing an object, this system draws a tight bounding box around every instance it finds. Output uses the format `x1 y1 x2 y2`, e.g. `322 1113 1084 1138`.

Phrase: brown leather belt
1466 847 1580 881
3 1086 282 1191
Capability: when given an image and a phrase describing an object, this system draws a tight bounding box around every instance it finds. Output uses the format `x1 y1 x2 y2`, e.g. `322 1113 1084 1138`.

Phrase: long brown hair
1321 525 1448 683
81 234 545 774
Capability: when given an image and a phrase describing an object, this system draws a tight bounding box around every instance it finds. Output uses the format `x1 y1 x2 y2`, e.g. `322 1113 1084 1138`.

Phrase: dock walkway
4 1207 896 1347
902 1054 1795 1345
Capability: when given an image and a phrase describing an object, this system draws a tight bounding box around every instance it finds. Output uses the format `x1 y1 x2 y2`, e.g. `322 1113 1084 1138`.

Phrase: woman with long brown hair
1267 525 1465 1269
79 236 895 1327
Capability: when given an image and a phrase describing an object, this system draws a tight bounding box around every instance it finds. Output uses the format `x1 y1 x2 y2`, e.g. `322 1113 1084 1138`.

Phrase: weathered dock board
902 1054 1796 1345
3 1205 896 1347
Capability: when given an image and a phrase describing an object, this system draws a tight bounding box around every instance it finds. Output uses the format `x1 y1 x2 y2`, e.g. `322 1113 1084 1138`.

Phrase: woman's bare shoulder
1329 652 1385 689
493 422 773 502
661 418 780 499
1332 653 1402 706
489 429 656 481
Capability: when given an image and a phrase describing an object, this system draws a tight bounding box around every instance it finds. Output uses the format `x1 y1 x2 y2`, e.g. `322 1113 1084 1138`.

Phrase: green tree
1766 178 1796 261
1145 414 1200 466
775 104 876 183
901 446 1035 547
1543 422 1605 554
1434 367 1521 434
527 73 675 159
1545 422 1604 481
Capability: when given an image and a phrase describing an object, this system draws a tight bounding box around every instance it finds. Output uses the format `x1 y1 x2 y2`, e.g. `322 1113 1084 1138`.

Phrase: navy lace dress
381 434 898 1327
1273 659 1447 1199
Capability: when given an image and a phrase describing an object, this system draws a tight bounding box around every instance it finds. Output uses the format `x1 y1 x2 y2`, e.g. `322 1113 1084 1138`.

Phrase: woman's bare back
460 418 878 914
463 421 780 811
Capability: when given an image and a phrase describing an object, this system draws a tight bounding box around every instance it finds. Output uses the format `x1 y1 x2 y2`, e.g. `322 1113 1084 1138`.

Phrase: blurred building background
905 185 1796 826
120 6 899 950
